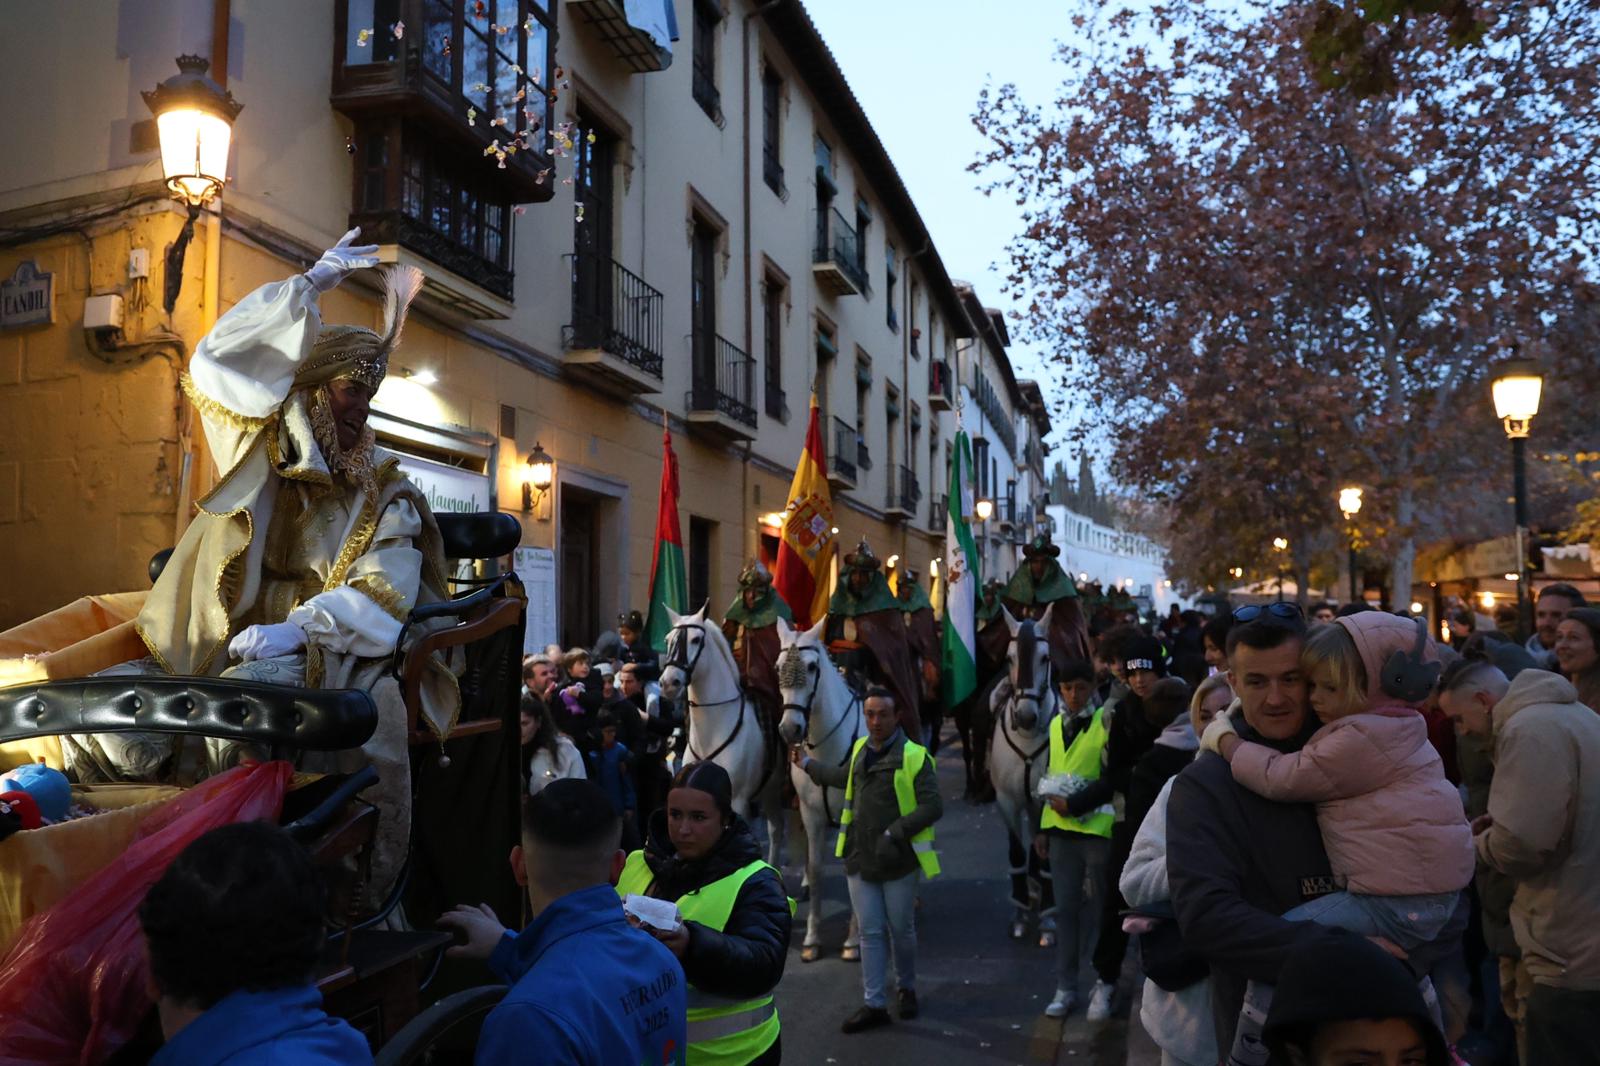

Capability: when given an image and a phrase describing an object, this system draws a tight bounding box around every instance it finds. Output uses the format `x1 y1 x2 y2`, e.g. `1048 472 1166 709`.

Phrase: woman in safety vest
616 761 793 1065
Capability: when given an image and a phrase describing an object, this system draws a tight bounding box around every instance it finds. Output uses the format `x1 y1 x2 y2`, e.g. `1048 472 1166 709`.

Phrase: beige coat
1477 670 1600 989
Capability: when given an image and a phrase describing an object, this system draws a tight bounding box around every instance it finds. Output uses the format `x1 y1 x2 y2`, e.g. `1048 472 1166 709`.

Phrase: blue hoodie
149 985 370 1065
482 884 686 1066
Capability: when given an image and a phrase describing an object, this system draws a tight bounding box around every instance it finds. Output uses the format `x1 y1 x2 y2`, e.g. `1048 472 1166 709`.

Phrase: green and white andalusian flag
941 427 980 707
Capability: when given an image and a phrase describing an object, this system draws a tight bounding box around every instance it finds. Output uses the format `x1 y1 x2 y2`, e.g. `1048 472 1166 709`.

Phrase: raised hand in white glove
1200 713 1238 756
304 227 380 293
228 621 307 663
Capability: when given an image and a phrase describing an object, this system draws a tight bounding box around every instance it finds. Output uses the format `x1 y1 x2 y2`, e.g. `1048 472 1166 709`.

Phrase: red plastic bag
0 761 293 1065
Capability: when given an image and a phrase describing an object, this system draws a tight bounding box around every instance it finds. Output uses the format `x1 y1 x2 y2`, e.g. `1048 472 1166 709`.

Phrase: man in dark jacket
1167 612 1343 1056
440 780 687 1065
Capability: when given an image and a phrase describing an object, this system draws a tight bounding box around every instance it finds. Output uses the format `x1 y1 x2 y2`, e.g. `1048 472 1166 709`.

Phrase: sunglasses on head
1232 603 1304 623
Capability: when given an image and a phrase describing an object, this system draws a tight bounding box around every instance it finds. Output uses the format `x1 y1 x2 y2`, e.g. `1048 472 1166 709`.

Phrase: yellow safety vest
835 735 941 878
1039 707 1115 837
616 851 794 1065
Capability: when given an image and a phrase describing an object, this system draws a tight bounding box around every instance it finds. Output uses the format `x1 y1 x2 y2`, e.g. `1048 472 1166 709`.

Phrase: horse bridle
1000 620 1054 798
665 622 740 709
779 644 860 754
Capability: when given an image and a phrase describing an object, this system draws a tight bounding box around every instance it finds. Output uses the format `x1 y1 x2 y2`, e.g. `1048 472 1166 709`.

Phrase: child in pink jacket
1202 612 1472 1066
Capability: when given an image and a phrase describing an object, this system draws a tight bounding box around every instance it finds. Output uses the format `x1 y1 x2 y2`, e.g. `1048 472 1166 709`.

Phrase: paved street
771 732 1161 1066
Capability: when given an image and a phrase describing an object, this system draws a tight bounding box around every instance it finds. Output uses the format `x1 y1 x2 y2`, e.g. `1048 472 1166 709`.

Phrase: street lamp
1272 537 1289 603
1338 486 1363 605
143 56 242 313
523 441 554 513
974 497 994 522
1491 356 1543 637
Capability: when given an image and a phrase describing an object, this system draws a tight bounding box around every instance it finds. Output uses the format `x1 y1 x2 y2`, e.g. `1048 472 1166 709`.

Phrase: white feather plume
379 265 426 354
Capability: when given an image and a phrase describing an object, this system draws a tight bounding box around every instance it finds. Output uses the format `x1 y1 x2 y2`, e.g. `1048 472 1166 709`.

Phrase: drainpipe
902 240 929 565
743 0 781 561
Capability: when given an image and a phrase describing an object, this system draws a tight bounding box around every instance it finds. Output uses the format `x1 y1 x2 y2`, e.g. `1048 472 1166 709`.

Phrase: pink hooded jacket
1229 613 1473 896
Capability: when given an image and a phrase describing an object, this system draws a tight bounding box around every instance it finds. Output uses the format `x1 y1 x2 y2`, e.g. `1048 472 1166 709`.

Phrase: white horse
989 603 1062 947
658 604 786 868
775 617 864 963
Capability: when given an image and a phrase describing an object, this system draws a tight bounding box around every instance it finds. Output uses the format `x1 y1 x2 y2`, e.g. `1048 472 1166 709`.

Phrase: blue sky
801 0 1088 463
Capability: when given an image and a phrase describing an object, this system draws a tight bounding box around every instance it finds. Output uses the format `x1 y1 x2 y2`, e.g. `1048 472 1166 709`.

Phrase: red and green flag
644 422 688 651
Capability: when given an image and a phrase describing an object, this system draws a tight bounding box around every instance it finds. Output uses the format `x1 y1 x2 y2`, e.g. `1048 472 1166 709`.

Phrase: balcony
829 416 858 490
569 0 675 73
686 334 756 441
929 493 947 535
813 208 867 296
857 439 873 472
562 251 664 397
929 360 954 412
887 464 921 521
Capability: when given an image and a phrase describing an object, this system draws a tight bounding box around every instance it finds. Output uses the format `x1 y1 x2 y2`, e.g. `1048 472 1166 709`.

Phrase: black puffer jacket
640 811 792 1000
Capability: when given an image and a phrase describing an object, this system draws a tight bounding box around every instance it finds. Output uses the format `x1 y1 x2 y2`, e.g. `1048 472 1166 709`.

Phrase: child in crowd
1203 612 1473 1066
588 713 636 834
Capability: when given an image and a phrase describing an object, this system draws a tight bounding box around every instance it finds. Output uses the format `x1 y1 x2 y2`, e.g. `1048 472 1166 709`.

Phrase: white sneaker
1044 988 1076 1018
1085 980 1114 1021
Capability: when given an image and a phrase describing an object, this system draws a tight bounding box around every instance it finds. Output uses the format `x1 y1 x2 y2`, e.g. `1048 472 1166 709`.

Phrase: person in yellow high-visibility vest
1032 661 1116 1021
616 761 794 1065
794 686 943 1034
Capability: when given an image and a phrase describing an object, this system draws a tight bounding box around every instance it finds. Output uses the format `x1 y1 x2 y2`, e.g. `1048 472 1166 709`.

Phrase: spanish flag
773 395 836 630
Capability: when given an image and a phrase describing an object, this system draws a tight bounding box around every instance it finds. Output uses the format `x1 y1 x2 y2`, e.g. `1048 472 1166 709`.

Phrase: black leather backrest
0 676 377 751
437 513 522 561
149 548 175 586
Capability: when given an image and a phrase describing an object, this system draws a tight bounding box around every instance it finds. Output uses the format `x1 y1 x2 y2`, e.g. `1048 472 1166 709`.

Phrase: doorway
560 489 601 649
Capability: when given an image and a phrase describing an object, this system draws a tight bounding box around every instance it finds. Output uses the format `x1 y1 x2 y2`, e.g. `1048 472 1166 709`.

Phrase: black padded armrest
284 764 381 843
0 676 377 751
437 512 522 561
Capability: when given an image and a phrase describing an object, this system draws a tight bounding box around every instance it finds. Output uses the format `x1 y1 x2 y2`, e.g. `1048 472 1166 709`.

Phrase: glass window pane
485 205 505 265
493 48 520 130
525 19 549 85
430 173 453 235
459 186 479 251
423 1 453 81
464 27 492 110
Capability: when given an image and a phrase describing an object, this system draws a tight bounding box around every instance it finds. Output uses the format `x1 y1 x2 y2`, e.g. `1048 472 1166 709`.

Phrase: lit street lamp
1272 536 1289 602
1338 486 1363 605
974 497 994 522
1491 357 1543 637
143 55 242 313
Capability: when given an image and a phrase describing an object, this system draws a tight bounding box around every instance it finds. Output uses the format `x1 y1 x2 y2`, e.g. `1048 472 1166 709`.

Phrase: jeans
1526 984 1600 1066
1047 832 1111 994
846 871 919 1009
1284 889 1459 952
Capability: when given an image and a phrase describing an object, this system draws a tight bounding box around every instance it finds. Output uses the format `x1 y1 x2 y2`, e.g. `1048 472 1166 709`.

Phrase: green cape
977 589 1005 622
1004 559 1079 605
828 570 901 617
723 586 793 629
894 582 933 614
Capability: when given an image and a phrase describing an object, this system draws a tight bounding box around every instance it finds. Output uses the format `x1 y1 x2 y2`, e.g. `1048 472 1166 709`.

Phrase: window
689 516 715 612
855 352 872 471
692 0 722 122
762 274 787 421
854 197 872 295
885 382 900 471
354 127 514 295
814 136 835 258
972 437 990 497
691 219 719 390
885 244 898 332
910 279 922 355
762 66 784 195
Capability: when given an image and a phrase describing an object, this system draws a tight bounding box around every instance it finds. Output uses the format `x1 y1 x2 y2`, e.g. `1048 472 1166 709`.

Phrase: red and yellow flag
773 395 836 629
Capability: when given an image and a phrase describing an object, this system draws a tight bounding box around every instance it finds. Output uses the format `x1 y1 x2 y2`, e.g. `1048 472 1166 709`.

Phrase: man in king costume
62 229 459 889
894 566 943 750
1002 533 1093 674
824 540 921 739
719 561 793 727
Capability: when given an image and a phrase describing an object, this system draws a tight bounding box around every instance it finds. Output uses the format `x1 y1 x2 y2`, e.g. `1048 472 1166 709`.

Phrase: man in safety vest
794 687 943 1033
1032 679 1115 1020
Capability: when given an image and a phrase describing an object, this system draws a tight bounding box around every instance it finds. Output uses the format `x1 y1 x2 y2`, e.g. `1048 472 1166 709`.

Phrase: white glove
1200 713 1238 756
304 227 380 293
228 621 307 663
